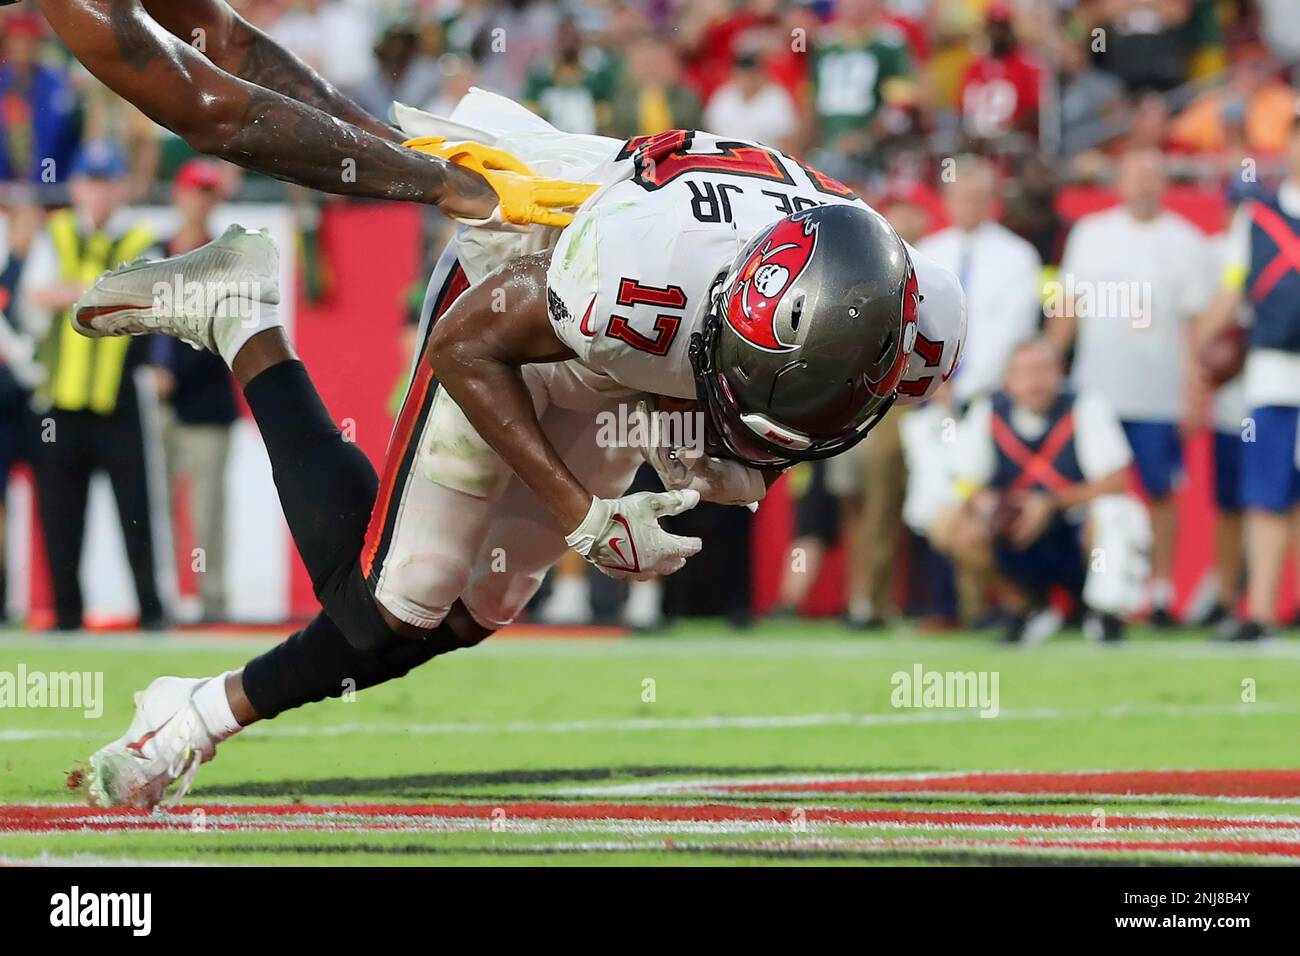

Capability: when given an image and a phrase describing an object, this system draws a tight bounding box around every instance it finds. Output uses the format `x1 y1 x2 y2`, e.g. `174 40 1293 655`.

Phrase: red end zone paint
715 769 1300 799
7 769 1299 868
743 836 1300 860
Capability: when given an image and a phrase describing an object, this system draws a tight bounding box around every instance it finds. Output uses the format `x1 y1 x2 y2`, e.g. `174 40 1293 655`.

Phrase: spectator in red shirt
682 0 823 106
958 2 1044 143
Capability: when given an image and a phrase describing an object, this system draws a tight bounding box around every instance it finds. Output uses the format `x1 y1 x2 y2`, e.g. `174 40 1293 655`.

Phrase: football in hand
1198 324 1246 388
987 492 1023 540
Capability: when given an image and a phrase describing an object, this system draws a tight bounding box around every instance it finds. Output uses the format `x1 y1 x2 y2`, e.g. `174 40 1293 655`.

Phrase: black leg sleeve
243 361 375 591
241 360 398 650
242 609 462 719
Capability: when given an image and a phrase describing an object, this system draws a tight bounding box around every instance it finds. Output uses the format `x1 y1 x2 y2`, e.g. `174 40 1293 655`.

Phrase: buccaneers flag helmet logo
723 213 820 353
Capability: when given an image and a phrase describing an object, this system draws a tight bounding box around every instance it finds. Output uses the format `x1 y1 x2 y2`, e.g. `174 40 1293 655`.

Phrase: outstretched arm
142 0 398 142
426 253 592 530
36 0 497 216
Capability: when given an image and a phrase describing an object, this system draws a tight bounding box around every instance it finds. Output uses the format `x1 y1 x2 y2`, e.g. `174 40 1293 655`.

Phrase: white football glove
565 490 703 580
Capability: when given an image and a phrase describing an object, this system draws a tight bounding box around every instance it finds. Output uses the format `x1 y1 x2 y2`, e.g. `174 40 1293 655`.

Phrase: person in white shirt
267 0 378 97
1199 119 1300 641
919 155 1042 408
900 383 959 540
703 49 799 154
898 380 978 624
1049 148 1213 627
931 338 1147 644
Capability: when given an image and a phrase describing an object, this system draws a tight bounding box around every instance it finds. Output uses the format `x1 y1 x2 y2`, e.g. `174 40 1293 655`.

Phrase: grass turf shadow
198 764 938 799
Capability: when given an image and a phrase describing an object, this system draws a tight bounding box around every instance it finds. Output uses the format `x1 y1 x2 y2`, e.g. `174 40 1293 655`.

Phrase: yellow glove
403 136 598 228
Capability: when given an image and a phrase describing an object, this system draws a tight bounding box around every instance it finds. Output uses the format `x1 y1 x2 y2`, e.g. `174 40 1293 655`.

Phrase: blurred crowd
3 0 1297 198
2 0 1300 639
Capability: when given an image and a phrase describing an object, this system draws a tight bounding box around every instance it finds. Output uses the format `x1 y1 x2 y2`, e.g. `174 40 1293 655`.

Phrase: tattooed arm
141 0 401 142
34 0 497 216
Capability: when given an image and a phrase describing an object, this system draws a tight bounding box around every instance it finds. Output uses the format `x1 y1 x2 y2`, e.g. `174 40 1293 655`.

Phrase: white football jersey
546 130 966 404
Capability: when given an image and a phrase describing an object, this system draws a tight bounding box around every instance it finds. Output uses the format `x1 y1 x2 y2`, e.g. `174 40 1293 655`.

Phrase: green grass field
2 621 1299 866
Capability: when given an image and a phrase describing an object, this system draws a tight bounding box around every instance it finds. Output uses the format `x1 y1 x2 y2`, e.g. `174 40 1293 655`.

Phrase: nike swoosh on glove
565 490 703 581
403 136 598 229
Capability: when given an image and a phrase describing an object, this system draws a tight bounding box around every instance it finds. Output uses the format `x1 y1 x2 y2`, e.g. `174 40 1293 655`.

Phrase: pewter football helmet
689 204 919 468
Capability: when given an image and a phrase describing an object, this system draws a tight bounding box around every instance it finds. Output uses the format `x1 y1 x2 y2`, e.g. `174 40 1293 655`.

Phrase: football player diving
69 92 966 809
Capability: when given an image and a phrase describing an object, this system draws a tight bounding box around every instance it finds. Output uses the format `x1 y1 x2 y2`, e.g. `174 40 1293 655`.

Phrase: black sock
243 611 461 719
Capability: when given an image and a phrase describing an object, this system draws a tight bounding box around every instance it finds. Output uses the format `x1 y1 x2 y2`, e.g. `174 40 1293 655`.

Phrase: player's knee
380 552 474 627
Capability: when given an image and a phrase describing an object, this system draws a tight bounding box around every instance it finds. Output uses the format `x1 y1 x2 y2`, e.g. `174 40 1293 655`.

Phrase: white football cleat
78 676 218 810
73 224 279 356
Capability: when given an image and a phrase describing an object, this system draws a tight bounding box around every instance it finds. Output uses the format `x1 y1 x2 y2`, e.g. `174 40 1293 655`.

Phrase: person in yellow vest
15 140 164 630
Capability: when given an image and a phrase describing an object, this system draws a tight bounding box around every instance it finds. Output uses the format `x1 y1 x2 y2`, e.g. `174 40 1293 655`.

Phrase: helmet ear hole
790 291 806 331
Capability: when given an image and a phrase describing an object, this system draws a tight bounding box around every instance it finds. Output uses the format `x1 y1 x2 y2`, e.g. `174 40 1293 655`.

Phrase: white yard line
557 765 1300 798
0 851 215 867
2 700 1293 743
10 807 1300 838
14 798 1300 820
9 820 1300 838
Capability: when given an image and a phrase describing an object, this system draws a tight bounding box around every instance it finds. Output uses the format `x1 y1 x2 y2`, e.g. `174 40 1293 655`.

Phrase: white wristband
564 496 608 557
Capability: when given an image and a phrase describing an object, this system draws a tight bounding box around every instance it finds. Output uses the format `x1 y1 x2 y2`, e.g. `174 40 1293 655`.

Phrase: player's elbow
168 94 249 161
427 330 478 385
